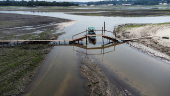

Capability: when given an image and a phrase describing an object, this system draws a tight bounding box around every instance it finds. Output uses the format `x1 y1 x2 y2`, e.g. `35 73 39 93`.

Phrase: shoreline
114 23 170 64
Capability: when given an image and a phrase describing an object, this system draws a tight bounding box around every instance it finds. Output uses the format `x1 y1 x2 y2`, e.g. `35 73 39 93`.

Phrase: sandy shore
114 23 170 63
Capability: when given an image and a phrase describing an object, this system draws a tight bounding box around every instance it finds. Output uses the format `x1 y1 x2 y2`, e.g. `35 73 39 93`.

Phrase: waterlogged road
1 11 170 96
20 46 86 96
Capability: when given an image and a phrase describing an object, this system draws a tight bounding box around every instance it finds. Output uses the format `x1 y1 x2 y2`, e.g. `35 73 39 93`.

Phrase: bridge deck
0 35 119 45
0 35 157 44
0 39 72 42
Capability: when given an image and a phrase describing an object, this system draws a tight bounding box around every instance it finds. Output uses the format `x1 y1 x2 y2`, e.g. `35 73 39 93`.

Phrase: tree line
87 0 170 5
0 1 78 6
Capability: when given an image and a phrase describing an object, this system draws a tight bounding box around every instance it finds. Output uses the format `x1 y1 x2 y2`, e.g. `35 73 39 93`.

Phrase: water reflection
73 40 123 61
88 37 96 45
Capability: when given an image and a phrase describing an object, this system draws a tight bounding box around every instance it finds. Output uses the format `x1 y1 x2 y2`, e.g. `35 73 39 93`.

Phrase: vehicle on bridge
88 27 96 40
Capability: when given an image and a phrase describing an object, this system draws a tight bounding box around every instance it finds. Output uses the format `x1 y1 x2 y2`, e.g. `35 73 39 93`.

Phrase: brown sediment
77 51 134 96
0 13 71 40
78 52 111 96
114 23 170 63
54 72 71 96
0 13 70 28
1 7 170 17
69 9 170 17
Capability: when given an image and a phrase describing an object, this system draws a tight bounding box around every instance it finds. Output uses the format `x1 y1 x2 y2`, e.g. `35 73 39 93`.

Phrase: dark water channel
1 11 170 96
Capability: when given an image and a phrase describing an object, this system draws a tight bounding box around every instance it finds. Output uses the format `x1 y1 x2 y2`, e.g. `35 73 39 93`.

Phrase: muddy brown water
1 11 170 96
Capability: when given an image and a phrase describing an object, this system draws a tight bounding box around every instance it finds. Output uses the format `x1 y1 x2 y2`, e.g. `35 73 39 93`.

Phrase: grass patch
123 24 145 28
88 83 92 87
156 22 170 25
0 45 52 96
0 26 65 96
0 21 20 28
0 13 68 95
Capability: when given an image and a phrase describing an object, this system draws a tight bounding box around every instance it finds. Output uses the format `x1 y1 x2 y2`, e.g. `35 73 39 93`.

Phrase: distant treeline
0 1 78 6
87 0 170 5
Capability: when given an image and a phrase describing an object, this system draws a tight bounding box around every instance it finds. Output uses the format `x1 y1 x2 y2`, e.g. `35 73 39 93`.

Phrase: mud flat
0 13 71 40
77 52 133 96
0 13 72 96
1 6 170 17
69 9 170 17
114 23 170 63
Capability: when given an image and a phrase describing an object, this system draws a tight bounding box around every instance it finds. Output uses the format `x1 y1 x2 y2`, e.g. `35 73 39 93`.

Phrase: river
1 11 170 96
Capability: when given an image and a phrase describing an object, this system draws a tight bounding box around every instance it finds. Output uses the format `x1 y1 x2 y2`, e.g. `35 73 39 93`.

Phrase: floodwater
1 11 170 96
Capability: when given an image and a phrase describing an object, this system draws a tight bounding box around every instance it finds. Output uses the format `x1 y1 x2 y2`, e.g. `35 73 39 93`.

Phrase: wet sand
77 51 135 96
0 13 70 28
114 23 170 63
1 6 170 17
0 13 71 40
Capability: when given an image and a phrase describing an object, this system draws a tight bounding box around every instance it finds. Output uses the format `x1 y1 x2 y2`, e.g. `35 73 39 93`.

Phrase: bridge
0 28 120 45
0 23 156 46
0 30 157 46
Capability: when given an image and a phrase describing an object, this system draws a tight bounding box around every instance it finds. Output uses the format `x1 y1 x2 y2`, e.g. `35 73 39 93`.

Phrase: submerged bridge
0 22 121 45
0 21 155 45
0 29 157 46
0 28 120 45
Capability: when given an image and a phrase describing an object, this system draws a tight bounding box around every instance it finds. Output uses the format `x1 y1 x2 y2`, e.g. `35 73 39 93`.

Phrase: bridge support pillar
86 36 87 45
102 27 103 35
104 21 105 35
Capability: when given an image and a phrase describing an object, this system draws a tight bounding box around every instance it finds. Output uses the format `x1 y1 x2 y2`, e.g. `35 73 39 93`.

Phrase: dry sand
114 23 170 63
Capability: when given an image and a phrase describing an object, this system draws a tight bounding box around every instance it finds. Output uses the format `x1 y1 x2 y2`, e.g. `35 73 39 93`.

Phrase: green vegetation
88 83 92 87
0 45 52 95
122 24 146 28
0 13 68 95
157 22 170 25
0 29 64 96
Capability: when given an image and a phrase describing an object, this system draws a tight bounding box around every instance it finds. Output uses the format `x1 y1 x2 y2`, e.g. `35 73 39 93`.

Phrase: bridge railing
72 31 86 39
72 29 114 40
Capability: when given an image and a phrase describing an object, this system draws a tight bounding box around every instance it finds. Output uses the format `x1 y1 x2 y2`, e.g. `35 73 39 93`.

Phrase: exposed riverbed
1 11 170 96
114 23 170 63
